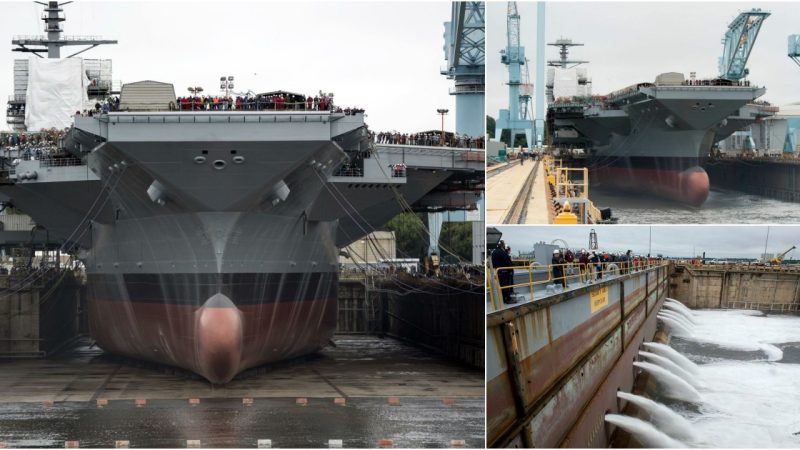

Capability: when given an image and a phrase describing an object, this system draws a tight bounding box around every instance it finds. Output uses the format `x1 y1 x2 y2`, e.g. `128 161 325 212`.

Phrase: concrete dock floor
524 161 549 224
486 161 534 224
0 336 484 448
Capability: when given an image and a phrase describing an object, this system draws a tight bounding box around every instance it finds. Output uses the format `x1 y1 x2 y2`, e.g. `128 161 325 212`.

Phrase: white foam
667 310 800 447
684 309 800 361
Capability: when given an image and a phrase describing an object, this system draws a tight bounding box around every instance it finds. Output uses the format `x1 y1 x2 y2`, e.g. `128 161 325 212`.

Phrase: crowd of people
172 91 359 113
549 248 652 289
373 131 484 149
1 129 66 160
491 240 663 305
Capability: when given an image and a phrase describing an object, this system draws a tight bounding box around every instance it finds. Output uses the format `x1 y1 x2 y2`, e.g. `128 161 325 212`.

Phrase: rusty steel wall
486 265 669 448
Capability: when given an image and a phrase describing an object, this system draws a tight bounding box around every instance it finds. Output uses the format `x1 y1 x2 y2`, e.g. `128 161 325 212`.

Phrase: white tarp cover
25 56 88 131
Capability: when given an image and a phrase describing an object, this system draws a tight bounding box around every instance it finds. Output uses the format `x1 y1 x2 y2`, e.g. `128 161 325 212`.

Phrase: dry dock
0 336 484 448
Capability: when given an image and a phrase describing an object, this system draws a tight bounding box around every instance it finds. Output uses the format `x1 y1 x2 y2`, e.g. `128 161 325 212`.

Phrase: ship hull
87 272 337 384
591 157 710 206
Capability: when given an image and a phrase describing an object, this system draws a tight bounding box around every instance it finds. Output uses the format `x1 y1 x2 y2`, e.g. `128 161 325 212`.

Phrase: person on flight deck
552 249 567 288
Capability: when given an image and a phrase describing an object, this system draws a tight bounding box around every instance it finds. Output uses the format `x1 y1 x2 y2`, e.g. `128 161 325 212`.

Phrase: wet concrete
0 336 484 448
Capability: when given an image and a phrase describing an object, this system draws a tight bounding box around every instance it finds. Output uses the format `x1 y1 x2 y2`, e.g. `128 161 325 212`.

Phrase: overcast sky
487 1 800 122
493 225 800 259
0 1 455 133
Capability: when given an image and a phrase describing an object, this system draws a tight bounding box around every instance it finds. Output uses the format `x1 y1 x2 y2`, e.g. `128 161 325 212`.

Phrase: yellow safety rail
487 259 668 312
554 167 603 224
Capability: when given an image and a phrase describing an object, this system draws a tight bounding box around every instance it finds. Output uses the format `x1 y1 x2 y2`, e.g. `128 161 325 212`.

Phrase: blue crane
495 2 534 152
785 35 800 153
718 8 770 80
790 35 800 68
718 9 769 153
442 1 485 138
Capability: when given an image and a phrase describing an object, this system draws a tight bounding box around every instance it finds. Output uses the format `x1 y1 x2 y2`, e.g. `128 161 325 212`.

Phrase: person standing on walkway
552 249 567 289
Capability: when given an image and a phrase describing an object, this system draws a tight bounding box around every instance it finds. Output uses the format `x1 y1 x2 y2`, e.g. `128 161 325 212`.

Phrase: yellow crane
771 246 796 265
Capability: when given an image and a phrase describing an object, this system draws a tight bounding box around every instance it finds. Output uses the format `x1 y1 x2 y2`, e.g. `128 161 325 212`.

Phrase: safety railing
7 95 25 103
554 167 589 200
487 259 668 312
38 157 83 168
333 166 364 177
554 166 602 223
388 164 407 178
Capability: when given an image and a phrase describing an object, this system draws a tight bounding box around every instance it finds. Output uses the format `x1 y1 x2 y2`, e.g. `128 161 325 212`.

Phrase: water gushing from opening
643 342 700 376
604 414 686 448
665 298 695 316
616 392 698 443
663 302 698 325
659 309 696 330
658 315 694 337
633 361 702 403
638 351 700 388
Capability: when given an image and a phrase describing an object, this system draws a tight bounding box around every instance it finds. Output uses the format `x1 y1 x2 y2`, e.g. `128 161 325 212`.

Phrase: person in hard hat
552 249 567 289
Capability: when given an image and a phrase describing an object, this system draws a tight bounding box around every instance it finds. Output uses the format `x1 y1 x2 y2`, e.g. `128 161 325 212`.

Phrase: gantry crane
442 1 485 138
495 2 534 151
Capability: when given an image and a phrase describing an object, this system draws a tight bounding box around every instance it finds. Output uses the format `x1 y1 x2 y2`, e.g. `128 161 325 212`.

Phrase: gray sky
494 225 800 259
0 1 455 133
487 1 800 122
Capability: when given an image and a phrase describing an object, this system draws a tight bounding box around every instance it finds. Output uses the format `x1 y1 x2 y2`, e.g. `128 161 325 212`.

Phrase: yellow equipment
771 246 796 265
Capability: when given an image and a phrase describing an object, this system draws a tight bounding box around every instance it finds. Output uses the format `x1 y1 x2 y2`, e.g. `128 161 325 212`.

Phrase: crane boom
770 245 796 265
790 35 800 68
718 9 770 80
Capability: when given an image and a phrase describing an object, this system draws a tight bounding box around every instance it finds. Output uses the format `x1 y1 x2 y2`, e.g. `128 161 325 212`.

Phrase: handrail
488 259 668 312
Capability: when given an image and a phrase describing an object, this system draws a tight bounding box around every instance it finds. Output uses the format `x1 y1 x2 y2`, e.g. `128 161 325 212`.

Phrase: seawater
662 310 800 447
591 188 800 224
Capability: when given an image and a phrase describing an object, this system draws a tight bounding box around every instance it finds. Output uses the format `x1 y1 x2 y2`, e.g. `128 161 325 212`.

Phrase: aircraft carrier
0 1 483 385
546 27 771 207
548 73 767 206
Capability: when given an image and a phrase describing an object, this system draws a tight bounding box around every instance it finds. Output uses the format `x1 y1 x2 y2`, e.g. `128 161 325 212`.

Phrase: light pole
437 108 449 146
219 75 234 97
187 86 203 110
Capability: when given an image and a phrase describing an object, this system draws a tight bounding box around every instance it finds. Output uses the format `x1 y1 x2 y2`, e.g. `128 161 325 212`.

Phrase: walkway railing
487 259 668 312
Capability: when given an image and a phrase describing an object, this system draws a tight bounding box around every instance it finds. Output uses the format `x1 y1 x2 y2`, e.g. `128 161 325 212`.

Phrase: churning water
621 309 800 447
592 187 800 224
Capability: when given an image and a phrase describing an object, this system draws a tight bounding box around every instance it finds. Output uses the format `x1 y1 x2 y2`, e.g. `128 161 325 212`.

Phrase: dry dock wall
337 277 484 368
0 271 82 357
486 264 669 448
705 159 800 202
669 263 800 312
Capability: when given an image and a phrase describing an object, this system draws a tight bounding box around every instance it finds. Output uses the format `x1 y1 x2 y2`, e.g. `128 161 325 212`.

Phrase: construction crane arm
770 245 796 264
718 9 770 80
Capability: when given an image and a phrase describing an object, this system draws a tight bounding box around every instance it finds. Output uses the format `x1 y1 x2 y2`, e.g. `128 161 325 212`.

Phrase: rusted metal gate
487 263 669 447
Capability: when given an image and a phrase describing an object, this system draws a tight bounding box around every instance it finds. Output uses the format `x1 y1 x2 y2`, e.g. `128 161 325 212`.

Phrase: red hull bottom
594 165 710 206
88 296 337 384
